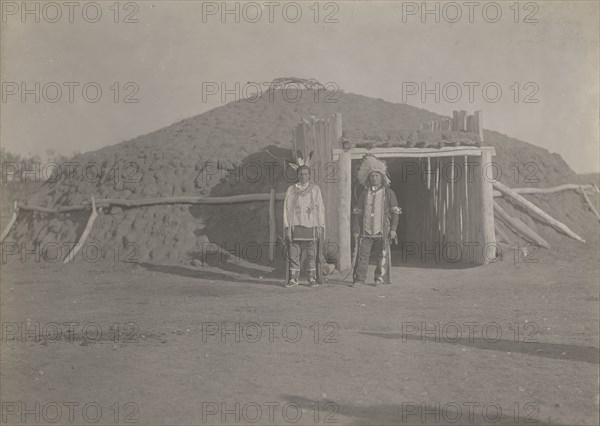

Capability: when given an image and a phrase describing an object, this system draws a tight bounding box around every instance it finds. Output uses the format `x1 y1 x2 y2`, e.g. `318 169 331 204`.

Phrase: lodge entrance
350 153 495 269
337 146 497 271
292 112 496 272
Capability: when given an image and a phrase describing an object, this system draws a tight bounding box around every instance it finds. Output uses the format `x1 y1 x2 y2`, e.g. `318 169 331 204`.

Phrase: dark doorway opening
351 156 481 270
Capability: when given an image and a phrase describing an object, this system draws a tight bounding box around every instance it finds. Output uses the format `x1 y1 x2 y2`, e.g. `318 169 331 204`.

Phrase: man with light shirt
283 154 326 288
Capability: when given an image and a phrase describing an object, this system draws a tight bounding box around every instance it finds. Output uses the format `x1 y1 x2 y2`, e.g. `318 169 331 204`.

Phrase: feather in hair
287 150 314 170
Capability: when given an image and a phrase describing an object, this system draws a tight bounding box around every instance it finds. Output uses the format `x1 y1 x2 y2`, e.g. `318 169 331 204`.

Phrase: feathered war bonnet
356 154 391 187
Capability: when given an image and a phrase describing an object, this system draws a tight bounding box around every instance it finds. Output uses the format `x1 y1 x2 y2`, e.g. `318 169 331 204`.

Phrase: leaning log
0 201 19 242
493 183 597 197
494 223 512 244
579 186 600 221
493 202 551 249
493 181 585 243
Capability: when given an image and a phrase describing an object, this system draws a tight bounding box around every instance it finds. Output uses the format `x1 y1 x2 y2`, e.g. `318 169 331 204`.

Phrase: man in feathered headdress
352 155 401 286
283 151 326 288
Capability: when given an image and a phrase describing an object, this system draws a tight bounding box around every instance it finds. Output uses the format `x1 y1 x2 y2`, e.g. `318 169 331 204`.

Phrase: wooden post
269 188 276 262
458 110 467 131
480 150 496 263
63 196 99 263
427 157 431 190
450 156 454 206
464 156 469 243
337 151 352 271
335 113 342 144
0 201 19 242
441 118 450 131
473 110 484 142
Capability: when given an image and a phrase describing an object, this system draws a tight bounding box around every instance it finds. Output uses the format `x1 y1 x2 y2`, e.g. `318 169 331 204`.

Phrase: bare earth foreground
1 240 598 426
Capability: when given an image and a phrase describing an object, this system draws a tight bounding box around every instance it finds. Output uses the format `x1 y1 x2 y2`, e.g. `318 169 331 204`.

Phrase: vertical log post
480 150 496 263
269 188 276 262
63 196 99 263
458 110 467 131
473 110 484 142
335 113 342 141
337 151 352 271
464 155 470 243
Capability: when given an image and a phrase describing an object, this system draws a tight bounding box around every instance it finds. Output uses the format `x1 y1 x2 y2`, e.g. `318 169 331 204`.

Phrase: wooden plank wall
292 114 343 251
400 155 486 264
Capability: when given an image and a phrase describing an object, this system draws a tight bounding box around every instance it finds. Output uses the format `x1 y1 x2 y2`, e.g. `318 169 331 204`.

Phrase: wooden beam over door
333 146 495 161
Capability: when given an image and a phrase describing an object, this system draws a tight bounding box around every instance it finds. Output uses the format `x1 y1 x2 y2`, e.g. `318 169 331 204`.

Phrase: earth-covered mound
4 89 598 266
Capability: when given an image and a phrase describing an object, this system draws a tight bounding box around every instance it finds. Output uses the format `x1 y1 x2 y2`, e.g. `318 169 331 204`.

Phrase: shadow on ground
280 395 568 426
390 247 480 269
360 332 600 364
139 262 284 288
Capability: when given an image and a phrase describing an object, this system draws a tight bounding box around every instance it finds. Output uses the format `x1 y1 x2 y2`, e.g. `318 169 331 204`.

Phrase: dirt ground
1 238 598 426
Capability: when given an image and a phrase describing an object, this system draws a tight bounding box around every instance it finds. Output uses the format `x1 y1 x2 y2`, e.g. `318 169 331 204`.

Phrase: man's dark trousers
353 236 386 283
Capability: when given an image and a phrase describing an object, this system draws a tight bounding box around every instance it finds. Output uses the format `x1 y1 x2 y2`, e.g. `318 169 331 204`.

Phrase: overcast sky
1 0 598 172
